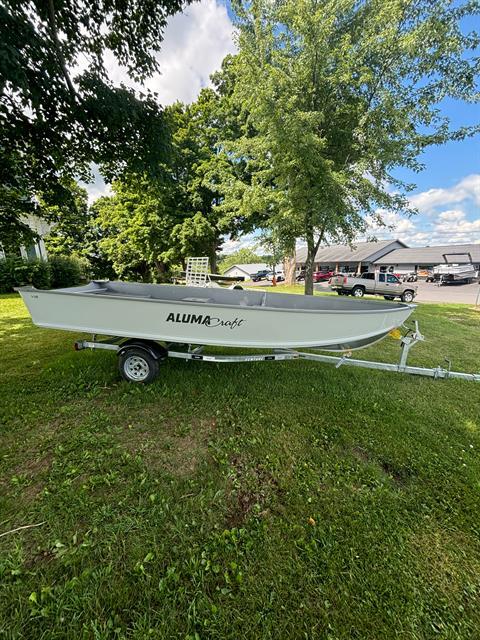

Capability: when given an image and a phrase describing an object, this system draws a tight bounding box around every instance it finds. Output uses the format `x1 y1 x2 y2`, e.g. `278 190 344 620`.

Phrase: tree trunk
210 241 218 274
304 227 315 295
154 260 167 282
283 251 296 286
304 225 325 296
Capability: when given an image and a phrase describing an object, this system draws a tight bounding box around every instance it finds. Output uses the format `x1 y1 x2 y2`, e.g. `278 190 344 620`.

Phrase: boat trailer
74 322 480 384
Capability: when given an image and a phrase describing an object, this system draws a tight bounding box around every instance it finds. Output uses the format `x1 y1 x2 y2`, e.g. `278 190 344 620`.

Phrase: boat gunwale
16 285 416 316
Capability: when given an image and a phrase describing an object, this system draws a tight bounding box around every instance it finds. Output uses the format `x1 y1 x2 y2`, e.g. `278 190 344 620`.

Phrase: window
362 273 375 280
379 273 386 282
380 266 387 273
26 243 38 260
387 274 399 283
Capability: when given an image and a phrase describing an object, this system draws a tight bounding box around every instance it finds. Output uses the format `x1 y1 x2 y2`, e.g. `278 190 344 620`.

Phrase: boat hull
17 282 415 351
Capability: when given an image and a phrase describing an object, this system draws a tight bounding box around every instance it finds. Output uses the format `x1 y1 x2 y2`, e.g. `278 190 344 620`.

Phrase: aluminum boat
17 281 415 351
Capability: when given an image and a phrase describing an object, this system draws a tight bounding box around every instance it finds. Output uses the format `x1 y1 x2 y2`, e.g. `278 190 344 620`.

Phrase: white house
223 263 283 281
0 214 52 260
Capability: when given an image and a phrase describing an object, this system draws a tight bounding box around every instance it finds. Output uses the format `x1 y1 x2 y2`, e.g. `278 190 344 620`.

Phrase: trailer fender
117 339 168 361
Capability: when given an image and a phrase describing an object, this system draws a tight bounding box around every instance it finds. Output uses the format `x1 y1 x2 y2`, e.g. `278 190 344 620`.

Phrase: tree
0 0 191 240
43 180 89 257
228 0 480 294
90 178 178 281
218 247 264 273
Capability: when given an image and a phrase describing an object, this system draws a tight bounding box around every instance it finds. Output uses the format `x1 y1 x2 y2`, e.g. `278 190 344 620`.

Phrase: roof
296 239 406 264
223 263 268 275
375 243 480 265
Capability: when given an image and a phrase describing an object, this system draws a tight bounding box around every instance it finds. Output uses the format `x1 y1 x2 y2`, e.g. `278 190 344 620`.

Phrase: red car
313 270 334 283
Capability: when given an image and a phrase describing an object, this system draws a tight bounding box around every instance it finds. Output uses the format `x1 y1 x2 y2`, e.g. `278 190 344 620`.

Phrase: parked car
266 271 285 282
330 272 417 302
251 269 271 282
313 270 334 283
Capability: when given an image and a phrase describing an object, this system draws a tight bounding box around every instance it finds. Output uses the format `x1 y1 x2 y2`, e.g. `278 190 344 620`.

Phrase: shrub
0 256 83 293
49 256 83 288
0 258 17 293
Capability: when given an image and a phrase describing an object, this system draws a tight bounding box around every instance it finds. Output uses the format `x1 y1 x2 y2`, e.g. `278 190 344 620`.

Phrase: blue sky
88 0 479 250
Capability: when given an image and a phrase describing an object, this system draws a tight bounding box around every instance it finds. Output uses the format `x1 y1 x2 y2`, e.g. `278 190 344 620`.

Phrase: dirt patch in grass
350 446 412 488
24 547 56 570
116 414 216 479
1 452 54 502
379 460 412 486
351 446 370 463
226 456 282 528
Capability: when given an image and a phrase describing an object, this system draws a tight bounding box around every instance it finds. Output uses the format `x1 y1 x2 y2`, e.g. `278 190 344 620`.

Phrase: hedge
0 256 83 294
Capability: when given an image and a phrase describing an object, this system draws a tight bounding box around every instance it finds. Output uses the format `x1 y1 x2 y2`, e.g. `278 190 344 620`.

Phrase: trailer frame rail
74 322 480 383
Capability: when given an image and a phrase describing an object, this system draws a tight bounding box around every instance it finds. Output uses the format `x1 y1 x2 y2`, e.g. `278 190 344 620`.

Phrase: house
374 243 480 275
223 263 282 280
0 214 51 260
295 239 407 274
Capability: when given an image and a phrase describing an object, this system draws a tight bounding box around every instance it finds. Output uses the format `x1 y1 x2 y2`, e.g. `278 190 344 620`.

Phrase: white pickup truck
330 272 417 302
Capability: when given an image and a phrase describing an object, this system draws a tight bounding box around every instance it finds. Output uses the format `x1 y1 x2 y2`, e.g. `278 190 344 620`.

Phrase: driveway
314 280 480 304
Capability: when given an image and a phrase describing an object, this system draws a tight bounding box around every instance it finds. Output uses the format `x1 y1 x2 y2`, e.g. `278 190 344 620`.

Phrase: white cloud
220 234 260 254
409 174 480 214
364 174 480 246
82 1 235 202
81 166 112 204
432 209 480 241
366 211 415 238
103 0 235 105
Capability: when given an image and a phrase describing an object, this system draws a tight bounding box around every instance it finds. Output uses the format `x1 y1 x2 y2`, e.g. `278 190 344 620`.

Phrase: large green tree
43 180 89 257
92 89 248 280
0 0 191 244
90 178 177 281
228 0 480 293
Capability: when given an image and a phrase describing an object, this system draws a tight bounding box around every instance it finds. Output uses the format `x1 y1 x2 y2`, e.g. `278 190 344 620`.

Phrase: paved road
243 278 480 304
314 280 480 305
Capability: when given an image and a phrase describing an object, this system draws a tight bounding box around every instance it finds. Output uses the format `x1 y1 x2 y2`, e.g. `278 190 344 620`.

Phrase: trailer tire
352 286 365 298
401 290 415 303
118 347 159 384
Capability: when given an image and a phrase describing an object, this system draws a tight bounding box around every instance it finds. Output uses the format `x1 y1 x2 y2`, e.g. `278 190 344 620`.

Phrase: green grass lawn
1 291 480 639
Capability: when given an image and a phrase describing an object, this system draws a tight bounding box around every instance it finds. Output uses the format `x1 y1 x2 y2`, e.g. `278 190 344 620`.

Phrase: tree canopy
0 0 191 242
218 247 265 273
226 0 480 293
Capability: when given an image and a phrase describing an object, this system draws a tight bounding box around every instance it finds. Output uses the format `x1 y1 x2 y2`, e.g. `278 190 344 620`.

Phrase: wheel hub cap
124 355 149 381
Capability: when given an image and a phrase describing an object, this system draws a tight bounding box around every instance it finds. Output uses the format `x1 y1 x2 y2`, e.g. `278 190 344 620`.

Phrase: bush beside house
0 256 84 293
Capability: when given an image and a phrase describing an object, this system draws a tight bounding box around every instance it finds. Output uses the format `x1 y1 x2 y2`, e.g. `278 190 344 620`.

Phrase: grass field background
1 290 480 639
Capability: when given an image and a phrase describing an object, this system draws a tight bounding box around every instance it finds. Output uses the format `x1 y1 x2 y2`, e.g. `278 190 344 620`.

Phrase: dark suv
251 269 271 282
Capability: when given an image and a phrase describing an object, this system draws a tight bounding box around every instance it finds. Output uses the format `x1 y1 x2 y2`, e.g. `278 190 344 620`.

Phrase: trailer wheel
118 347 159 384
352 286 365 298
401 290 414 303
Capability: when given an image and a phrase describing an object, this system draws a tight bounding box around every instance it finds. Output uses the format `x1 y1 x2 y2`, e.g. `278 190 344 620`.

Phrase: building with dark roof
295 239 407 274
374 243 480 274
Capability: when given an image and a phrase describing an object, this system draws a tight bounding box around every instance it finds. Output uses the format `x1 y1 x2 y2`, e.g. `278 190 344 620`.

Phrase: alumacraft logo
166 312 244 330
